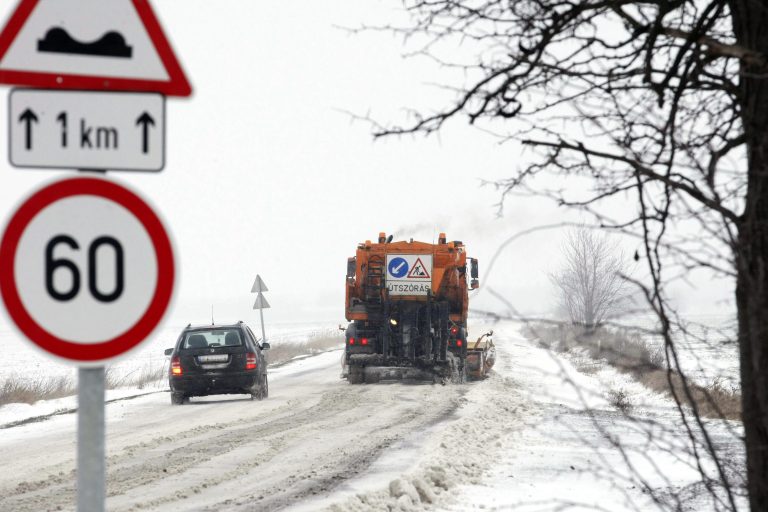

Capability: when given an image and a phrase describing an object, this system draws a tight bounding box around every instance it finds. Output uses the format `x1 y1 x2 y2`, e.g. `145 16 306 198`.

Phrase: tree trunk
730 2 768 507
735 232 768 511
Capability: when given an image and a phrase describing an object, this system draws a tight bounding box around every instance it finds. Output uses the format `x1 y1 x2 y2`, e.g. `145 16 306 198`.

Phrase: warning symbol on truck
407 258 431 279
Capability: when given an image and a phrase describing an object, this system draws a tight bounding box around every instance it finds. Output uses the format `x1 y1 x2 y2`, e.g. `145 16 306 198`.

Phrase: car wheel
170 392 186 405
251 374 268 401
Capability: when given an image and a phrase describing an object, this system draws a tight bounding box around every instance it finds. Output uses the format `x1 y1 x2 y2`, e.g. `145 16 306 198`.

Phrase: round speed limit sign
0 177 175 364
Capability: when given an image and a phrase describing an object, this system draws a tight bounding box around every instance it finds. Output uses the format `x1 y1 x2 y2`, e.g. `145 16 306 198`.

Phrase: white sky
0 0 734 332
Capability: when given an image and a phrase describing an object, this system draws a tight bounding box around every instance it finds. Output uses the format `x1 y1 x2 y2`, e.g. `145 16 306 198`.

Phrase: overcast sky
0 0 734 334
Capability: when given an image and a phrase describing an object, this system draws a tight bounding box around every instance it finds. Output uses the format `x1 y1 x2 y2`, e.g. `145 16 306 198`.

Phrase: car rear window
182 329 243 349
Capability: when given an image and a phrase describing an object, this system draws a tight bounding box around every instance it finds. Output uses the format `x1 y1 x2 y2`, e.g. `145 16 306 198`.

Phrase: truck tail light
171 356 182 376
450 326 458 335
246 353 257 370
348 338 355 345
456 340 463 347
361 338 369 345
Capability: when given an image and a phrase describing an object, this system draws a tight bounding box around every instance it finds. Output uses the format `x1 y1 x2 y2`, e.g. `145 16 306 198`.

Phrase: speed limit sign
0 176 175 364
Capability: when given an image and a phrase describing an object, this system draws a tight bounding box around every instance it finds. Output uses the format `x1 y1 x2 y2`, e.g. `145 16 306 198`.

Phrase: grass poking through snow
0 375 75 407
524 323 742 421
266 333 344 367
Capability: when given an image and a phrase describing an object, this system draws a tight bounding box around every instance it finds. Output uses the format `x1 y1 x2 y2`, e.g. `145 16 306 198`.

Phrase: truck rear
342 232 479 384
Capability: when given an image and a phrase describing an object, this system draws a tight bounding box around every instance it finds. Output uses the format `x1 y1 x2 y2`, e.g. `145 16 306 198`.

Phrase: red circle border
0 177 175 362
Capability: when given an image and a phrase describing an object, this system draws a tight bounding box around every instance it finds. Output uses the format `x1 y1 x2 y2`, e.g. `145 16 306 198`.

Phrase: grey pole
259 306 266 342
77 367 105 512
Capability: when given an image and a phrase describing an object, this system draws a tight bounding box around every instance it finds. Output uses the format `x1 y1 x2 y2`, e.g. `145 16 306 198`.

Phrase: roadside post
0 1 191 511
251 275 270 342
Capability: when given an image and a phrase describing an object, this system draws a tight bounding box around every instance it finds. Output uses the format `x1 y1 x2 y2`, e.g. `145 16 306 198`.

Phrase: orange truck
342 232 480 383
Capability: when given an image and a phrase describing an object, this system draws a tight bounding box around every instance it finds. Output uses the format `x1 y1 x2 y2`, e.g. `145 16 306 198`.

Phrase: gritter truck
342 232 479 384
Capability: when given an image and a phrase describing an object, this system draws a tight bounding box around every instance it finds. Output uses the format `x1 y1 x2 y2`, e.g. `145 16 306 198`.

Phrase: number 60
45 235 125 303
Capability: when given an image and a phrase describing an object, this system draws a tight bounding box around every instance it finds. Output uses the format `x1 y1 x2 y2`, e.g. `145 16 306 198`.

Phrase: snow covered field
0 319 341 384
0 321 746 511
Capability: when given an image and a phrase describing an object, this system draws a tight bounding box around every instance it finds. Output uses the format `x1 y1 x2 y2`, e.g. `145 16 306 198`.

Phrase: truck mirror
347 257 356 279
470 279 479 289
470 258 479 279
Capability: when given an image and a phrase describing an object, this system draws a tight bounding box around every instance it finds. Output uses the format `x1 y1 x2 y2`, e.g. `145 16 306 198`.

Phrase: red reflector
246 353 257 370
349 338 355 345
171 356 182 376
457 340 463 347
361 338 369 345
450 326 458 335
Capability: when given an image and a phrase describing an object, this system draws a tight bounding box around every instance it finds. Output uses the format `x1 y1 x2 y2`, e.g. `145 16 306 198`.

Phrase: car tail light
361 338 369 345
246 353 257 370
456 340 463 347
171 356 182 376
348 338 355 345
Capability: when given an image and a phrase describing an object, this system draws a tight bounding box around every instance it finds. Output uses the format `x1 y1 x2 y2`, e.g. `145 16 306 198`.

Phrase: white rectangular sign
386 254 433 296
9 89 165 172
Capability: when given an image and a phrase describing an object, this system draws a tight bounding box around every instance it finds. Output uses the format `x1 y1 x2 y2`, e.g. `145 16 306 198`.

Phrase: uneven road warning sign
386 254 433 296
0 0 192 96
0 176 176 364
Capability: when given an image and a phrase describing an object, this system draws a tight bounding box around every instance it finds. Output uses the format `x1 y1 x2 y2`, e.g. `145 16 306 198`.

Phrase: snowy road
0 324 746 511
0 349 467 511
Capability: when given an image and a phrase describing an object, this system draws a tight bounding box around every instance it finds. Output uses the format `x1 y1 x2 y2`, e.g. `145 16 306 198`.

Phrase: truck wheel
171 392 187 405
348 367 364 385
450 361 467 384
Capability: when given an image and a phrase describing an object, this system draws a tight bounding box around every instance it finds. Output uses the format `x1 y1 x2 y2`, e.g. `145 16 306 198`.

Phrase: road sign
251 274 269 293
0 176 175 364
9 89 165 172
386 254 433 296
0 0 192 96
407 257 431 279
250 275 269 342
253 293 271 310
388 257 409 278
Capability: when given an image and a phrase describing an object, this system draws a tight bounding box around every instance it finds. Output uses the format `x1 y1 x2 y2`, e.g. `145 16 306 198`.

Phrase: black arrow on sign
19 108 38 150
136 112 155 154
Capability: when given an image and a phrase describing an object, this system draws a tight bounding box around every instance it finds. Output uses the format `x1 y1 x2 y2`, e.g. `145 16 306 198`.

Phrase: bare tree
361 0 768 509
551 229 629 331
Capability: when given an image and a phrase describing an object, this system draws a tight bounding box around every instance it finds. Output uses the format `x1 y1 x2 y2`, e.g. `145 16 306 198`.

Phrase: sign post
77 367 105 512
251 275 270 342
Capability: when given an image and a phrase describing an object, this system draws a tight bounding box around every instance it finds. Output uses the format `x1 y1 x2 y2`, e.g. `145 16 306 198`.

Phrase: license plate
202 363 229 370
198 354 228 363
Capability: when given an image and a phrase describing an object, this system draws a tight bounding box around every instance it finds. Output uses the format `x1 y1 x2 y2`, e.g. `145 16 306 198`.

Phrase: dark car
164 321 270 405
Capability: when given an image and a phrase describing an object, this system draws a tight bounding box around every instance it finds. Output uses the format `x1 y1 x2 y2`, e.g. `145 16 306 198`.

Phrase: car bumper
170 371 259 396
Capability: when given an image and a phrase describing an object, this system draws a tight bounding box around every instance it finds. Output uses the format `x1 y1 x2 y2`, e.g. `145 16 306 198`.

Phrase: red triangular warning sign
0 0 192 96
407 257 431 279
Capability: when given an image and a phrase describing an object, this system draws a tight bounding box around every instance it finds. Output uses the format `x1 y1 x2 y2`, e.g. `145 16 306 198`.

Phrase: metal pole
77 367 105 512
259 306 266 342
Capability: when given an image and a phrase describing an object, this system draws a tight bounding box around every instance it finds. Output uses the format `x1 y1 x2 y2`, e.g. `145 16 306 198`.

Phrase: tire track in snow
0 351 466 512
